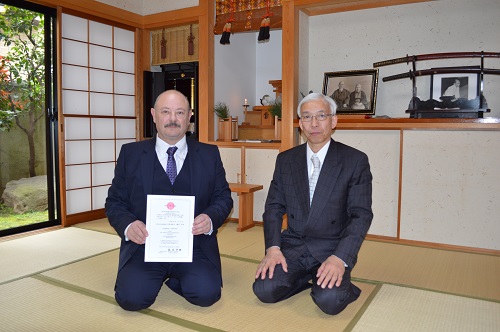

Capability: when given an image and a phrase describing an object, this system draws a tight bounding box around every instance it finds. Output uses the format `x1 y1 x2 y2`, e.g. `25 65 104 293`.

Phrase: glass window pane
92 140 115 163
62 14 87 41
89 21 112 47
116 119 136 139
66 164 91 189
66 188 91 215
90 45 112 70
92 186 109 210
114 95 135 116
90 92 113 116
114 27 134 52
91 118 115 139
62 65 88 90
92 162 115 186
65 141 91 165
90 69 113 93
65 118 90 140
62 39 87 66
114 50 134 73
114 72 134 95
62 90 88 115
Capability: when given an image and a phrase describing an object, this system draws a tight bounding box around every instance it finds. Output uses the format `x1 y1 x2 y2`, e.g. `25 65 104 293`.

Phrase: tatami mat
217 222 265 261
3 219 499 331
352 284 500 331
42 250 375 331
354 240 500 301
0 227 120 284
74 217 116 234
0 277 194 332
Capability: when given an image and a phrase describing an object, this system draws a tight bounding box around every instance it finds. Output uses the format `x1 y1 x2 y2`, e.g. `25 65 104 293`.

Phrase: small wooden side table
228 183 263 232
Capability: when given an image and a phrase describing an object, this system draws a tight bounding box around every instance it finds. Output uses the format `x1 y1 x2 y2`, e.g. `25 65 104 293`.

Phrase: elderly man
331 81 350 109
253 93 373 315
349 83 369 109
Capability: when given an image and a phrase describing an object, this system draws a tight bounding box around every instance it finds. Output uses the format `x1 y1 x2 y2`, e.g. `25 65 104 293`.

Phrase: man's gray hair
297 93 337 117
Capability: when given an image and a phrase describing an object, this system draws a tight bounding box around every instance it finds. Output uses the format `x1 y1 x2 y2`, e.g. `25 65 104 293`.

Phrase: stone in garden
1 175 48 213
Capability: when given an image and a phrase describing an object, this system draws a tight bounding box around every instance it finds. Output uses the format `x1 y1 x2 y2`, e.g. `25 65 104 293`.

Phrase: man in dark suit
253 93 372 315
105 90 233 311
348 83 369 109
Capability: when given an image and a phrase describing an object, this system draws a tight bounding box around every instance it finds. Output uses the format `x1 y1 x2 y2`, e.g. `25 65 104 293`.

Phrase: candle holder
242 103 249 122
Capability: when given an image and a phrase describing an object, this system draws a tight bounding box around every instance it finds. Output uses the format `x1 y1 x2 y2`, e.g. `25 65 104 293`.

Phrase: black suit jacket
263 139 373 268
105 137 233 279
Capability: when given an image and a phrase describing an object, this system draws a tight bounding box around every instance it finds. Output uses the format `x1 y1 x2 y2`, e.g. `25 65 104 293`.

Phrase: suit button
331 220 336 224
290 214 294 219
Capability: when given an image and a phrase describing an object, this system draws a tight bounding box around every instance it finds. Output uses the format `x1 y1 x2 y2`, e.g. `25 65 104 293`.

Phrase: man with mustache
106 90 233 310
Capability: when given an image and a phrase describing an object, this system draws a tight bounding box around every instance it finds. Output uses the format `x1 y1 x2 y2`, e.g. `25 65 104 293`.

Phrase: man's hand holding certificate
145 195 195 262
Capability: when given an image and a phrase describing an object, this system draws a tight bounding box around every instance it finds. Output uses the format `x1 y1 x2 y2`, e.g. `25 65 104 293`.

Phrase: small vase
218 118 232 141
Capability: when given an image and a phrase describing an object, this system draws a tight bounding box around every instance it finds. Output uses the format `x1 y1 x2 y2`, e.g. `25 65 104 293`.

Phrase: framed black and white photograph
323 69 379 115
430 67 480 101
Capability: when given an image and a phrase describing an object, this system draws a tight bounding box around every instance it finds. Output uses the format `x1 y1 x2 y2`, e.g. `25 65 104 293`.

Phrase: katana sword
373 52 500 68
383 67 500 82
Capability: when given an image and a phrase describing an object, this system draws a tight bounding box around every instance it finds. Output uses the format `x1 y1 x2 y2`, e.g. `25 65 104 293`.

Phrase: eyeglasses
300 113 333 122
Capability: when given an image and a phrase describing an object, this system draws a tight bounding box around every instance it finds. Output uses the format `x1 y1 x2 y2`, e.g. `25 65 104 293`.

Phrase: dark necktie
166 146 178 184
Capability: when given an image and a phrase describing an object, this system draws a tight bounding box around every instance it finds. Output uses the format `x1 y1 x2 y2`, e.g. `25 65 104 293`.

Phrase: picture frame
430 66 480 101
323 69 379 115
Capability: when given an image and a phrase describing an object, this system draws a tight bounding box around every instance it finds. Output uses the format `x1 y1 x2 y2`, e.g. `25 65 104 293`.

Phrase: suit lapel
186 139 201 195
291 144 310 214
141 138 157 196
309 140 342 218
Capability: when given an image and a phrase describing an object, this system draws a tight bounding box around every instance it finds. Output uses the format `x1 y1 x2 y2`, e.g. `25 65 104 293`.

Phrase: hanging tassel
258 17 266 41
220 23 227 45
220 22 232 45
225 22 232 44
258 1 273 42
187 24 195 55
258 17 270 42
160 29 167 59
220 1 236 45
264 17 271 41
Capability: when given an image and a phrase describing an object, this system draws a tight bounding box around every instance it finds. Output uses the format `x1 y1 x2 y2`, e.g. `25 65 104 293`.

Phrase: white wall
255 30 282 103
214 30 282 128
214 32 256 131
306 0 500 118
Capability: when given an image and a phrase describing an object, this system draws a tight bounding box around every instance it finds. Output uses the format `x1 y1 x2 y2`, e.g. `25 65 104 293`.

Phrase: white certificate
145 195 195 262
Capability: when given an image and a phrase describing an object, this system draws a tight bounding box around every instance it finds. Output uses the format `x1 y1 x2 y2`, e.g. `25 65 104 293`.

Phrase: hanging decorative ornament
220 22 230 45
160 29 167 59
258 0 273 42
187 24 195 55
220 0 236 45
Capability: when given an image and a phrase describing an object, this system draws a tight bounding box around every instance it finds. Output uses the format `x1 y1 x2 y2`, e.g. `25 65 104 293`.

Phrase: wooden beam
141 6 201 30
280 1 299 152
290 0 434 16
197 0 215 142
27 0 142 27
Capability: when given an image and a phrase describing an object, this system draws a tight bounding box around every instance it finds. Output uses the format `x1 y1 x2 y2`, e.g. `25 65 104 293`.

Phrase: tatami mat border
32 275 225 332
351 276 500 304
0 247 120 286
344 283 383 331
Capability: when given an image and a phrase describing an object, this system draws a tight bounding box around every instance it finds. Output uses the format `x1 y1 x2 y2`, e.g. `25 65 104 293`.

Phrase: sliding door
60 13 136 225
0 0 59 236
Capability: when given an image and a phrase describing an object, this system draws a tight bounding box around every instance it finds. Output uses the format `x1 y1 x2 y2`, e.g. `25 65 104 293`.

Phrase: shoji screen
61 14 136 218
